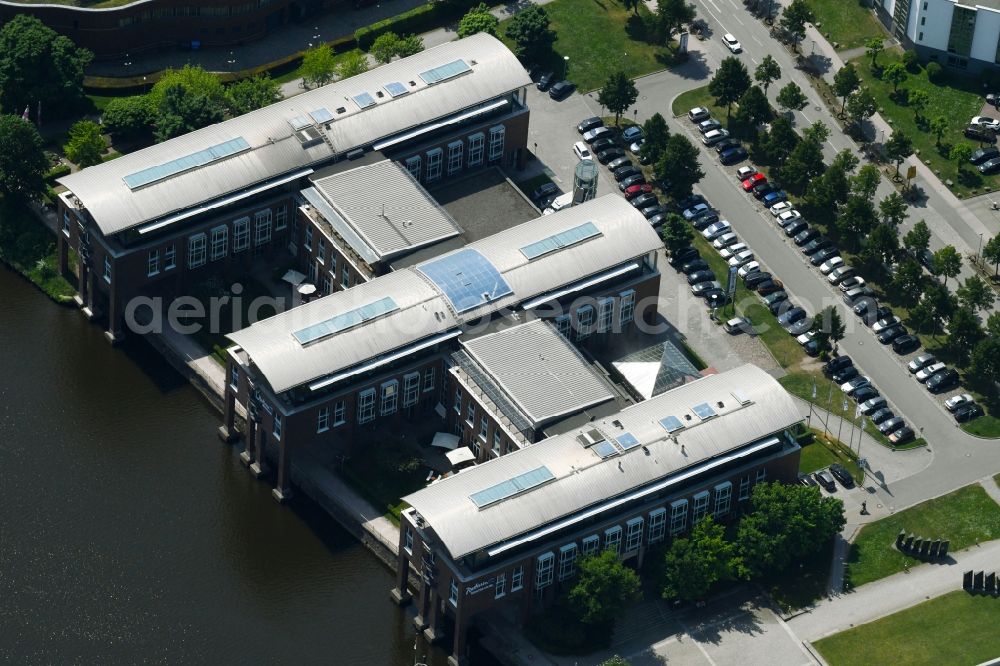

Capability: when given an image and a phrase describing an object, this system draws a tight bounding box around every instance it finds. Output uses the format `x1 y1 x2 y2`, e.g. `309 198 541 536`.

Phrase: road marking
800 112 811 123
753 35 763 45
751 57 759 65
734 15 745 25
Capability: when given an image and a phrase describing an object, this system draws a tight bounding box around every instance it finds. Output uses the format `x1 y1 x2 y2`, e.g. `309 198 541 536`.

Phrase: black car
691 212 720 229
743 271 773 288
980 157 1000 174
536 71 555 91
714 137 741 153
889 427 915 444
802 238 833 255
618 174 647 190
641 205 666 220
870 408 895 424
705 289 731 307
955 403 984 422
591 137 616 154
752 182 775 199
970 146 1000 164
631 193 659 210
927 369 960 393
964 124 994 142
824 355 853 375
831 366 859 384
877 325 907 344
681 258 710 275
768 296 792 315
892 334 921 355
853 386 880 404
777 306 806 326
814 470 837 492
614 165 642 182
668 247 699 268
757 279 784 295
598 148 626 164
607 156 632 171
577 116 603 134
810 247 840 266
675 194 707 211
686 269 715 285
794 228 819 246
829 463 855 488
530 182 558 202
783 220 808 237
720 146 749 165
648 213 668 227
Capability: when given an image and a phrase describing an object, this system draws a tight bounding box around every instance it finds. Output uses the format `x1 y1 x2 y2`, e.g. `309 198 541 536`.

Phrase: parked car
872 315 901 333
963 124 994 142
838 277 867 293
841 376 872 394
688 107 711 122
642 205 666 220
724 316 752 334
852 387 880 404
777 307 806 326
831 366 859 384
629 139 645 154
827 266 856 285
686 269 716 285
728 250 755 267
682 203 711 219
624 183 654 199
752 182 775 199
794 228 820 246
876 325 907 344
870 408 895 424
702 220 732 240
614 165 642 182
549 80 575 100
702 129 730 146
783 220 808 238
797 332 821 356
713 232 740 249
908 354 938 374
802 238 833 255
715 137 741 153
737 166 758 181
577 117 603 134
691 211 720 229
916 362 947 383
692 280 723 296
970 146 999 164
699 118 723 134
704 288 731 307
762 190 788 207
757 279 785 295
762 290 788 309
980 157 1000 174
743 271 773 288
878 417 906 435
742 172 767 191
619 174 647 191
668 247 700 268
719 243 748 260
814 469 837 491
972 115 1000 131
842 285 873 301
889 427 916 444
531 182 559 203
776 209 802 225
955 403 985 422
823 355 853 376
810 247 840 266
719 146 748 165
630 193 659 209
945 393 975 411
770 201 795 216
536 71 555 90
829 463 855 488
682 258 710 275
622 125 644 142
819 256 845 275
572 141 592 160
591 137 616 154
599 148 627 165
892 334 921 355
927 369 960 393
860 396 887 415
739 261 761 279
676 194 706 211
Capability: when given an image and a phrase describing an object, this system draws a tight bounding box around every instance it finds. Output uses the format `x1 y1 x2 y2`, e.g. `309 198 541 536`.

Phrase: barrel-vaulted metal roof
227 195 662 394
403 365 804 560
57 33 530 236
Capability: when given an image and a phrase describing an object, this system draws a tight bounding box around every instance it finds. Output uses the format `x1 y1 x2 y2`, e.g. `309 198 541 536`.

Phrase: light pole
124 52 132 77
978 232 985 264
533 141 538 158
563 55 570 79
227 51 236 74
313 26 321 44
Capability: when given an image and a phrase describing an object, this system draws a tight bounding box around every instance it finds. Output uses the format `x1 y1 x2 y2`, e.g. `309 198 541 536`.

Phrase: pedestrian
860 501 867 515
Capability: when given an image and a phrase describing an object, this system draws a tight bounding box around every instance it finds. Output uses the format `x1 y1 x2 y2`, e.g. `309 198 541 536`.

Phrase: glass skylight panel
592 440 619 459
292 296 399 345
616 433 640 450
384 81 409 97
692 402 718 420
519 222 601 260
731 389 751 405
289 115 313 130
418 59 471 85
417 249 513 313
123 137 250 189
469 465 555 508
659 415 684 433
309 107 334 124
353 92 376 109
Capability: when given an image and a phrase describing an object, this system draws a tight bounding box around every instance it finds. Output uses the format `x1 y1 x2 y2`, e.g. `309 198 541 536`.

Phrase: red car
624 183 654 200
741 172 766 191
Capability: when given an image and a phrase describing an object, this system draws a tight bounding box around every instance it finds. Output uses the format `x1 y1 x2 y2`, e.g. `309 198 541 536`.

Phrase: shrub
355 3 455 50
926 61 943 83
902 49 919 72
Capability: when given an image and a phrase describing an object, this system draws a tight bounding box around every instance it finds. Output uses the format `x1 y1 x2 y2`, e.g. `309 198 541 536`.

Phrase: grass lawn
806 0 885 51
846 484 1000 587
671 85 729 120
765 537 834 613
499 0 676 93
0 198 75 303
799 429 863 482
962 414 1000 437
851 49 990 198
815 591 1000 666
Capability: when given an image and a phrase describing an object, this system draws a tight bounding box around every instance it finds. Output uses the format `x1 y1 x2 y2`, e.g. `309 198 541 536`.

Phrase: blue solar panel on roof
469 465 555 508
417 249 513 313
692 402 718 420
123 137 250 189
292 296 399 345
617 433 640 450
418 59 471 85
353 92 376 109
659 415 685 432
384 81 409 97
520 222 602 260
309 107 334 124
593 440 619 459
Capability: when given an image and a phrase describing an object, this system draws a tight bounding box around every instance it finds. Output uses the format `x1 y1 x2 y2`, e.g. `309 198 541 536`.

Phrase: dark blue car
762 190 787 207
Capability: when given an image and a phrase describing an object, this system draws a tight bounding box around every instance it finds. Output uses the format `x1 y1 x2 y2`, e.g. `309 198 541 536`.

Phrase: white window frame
739 476 751 501
756 468 767 484
187 233 207 268
317 238 326 265
670 499 688 536
329 251 336 273
62 211 71 237
273 413 282 440
404 526 413 554
454 387 462 414
466 402 475 426
423 367 436 392
164 245 176 270
334 400 346 426
620 289 636 326
575 305 594 341
425 148 443 182
535 552 555 589
598 297 614 333
467 132 485 167
275 204 287 230
304 225 313 252
488 125 505 162
321 272 332 295
479 416 488 441
625 517 643 553
648 508 667 544
492 429 502 457
358 388 376 424
558 543 578 581
380 380 398 416
254 209 272 246
471 437 481 459
233 217 250 253
582 534 599 557
604 525 622 554
554 315 571 339
693 490 711 524
447 140 463 175
403 372 420 408
317 407 330 433
714 481 732 517
511 565 524 591
449 579 458 607
405 155 422 181
147 249 159 277
230 365 239 390
103 256 112 283
341 265 350 288
210 225 228 261
494 572 506 598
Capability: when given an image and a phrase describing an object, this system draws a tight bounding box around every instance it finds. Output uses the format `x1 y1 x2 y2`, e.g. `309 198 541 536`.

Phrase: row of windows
180 206 285 272
118 0 280 25
404 126 505 184
449 563 525 608
317 368 436 433
454 387 507 459
552 290 636 342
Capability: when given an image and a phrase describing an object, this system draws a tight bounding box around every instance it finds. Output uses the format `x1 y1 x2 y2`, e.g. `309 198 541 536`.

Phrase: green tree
948 307 983 366
568 549 641 626
0 14 93 117
149 64 226 111
932 245 962 285
903 219 932 255
100 95 154 139
639 112 670 165
662 212 693 255
865 37 884 69
883 62 908 94
301 44 337 88
891 257 926 306
780 134 825 195
779 0 814 50
505 5 556 61
983 234 1000 276
654 0 696 43
846 87 877 138
884 130 914 178
838 195 879 241
763 115 798 164
969 338 1000 387
623 0 642 15
862 222 900 266
598 71 639 126
988 311 1000 339
659 134 704 200
803 150 856 222
776 81 808 113
754 54 781 95
458 3 499 38
708 57 752 118
63 120 105 168
908 298 938 336
338 51 370 78
154 83 226 142
951 142 975 172
878 192 909 226
957 274 995 312
225 74 280 115
0 114 48 199
370 32 401 64
600 657 632 666
851 163 881 201
902 49 920 71
924 281 957 330
909 89 930 122
395 34 424 58
734 482 845 580
812 305 845 351
929 115 949 147
832 63 860 114
803 120 830 145
661 516 734 601
733 85 771 136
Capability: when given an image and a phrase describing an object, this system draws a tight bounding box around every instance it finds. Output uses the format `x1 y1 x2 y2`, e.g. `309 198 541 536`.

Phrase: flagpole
848 402 859 456
807 379 816 430
824 382 833 438
837 396 848 444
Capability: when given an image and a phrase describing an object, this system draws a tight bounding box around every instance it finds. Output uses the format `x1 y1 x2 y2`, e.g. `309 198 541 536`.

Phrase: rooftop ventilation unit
295 126 324 148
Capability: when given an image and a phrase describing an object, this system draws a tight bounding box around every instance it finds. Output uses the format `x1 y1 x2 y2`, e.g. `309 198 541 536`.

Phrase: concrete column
104 287 124 344
217 387 239 443
241 417 257 466
250 424 268 478
271 439 292 503
413 572 432 631
448 605 470 666
57 232 68 277
74 254 87 309
422 589 444 644
390 551 412 606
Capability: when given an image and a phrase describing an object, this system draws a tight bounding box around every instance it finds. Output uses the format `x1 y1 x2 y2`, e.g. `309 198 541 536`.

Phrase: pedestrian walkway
979 475 1000 506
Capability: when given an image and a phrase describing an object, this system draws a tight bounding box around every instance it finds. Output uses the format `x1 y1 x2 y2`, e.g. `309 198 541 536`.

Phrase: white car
583 126 614 143
728 250 755 267
713 232 739 249
860 396 887 414
827 266 855 285
819 256 845 275
872 315 901 333
768 203 793 218
543 192 574 215
702 220 732 240
736 165 757 181
702 129 730 146
719 243 748 260
916 362 947 383
723 33 742 53
573 141 591 160
630 139 644 154
841 376 872 393
945 393 975 411
972 115 1000 131
777 210 802 226
738 261 760 278
908 353 937 374
688 106 710 122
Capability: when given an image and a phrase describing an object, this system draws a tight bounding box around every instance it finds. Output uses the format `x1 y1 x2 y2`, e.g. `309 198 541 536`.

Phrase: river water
0 266 448 665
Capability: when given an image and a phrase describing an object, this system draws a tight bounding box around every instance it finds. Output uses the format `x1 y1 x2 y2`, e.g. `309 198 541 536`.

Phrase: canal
0 266 448 665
